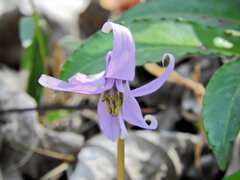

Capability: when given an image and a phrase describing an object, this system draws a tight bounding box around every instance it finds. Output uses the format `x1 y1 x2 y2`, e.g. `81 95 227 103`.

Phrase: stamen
119 93 123 106
114 94 123 117
112 100 117 116
102 91 109 102
103 90 124 117
106 99 112 114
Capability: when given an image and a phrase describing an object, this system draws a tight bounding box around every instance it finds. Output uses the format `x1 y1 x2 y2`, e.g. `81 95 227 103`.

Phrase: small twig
0 104 97 114
144 63 205 97
194 122 205 169
5 137 40 173
5 139 75 162
34 147 75 162
0 105 160 115
40 162 70 180
192 65 205 170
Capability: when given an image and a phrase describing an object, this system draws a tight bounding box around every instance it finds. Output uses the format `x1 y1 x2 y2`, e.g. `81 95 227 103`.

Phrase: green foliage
59 39 82 50
60 0 240 80
22 37 45 103
20 16 48 103
223 171 240 180
118 0 240 30
45 110 71 124
202 59 240 170
19 17 35 49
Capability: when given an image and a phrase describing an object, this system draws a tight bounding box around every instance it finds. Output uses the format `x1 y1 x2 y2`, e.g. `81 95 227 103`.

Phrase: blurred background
0 0 239 179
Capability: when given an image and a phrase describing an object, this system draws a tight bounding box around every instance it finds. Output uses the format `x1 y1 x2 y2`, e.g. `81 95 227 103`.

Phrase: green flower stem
117 139 125 180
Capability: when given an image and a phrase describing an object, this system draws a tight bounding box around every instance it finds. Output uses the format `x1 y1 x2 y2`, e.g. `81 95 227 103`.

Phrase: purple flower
38 22 175 141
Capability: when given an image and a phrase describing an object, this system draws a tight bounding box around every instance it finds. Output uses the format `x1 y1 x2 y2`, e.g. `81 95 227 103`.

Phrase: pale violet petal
144 115 158 129
68 51 112 86
116 79 130 92
88 71 105 80
38 74 114 94
105 51 112 73
97 94 120 141
116 53 175 97
102 21 135 81
118 112 128 139
68 71 105 87
121 94 158 129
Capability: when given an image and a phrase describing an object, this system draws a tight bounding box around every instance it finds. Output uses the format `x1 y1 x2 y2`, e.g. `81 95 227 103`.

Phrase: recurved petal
38 74 114 94
98 94 120 141
121 94 158 129
68 51 112 86
117 53 175 97
68 71 105 87
102 22 135 81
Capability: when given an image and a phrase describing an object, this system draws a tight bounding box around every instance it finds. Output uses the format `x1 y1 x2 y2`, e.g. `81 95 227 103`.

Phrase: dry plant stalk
40 162 70 180
34 147 75 162
192 65 205 170
51 43 65 78
144 63 205 99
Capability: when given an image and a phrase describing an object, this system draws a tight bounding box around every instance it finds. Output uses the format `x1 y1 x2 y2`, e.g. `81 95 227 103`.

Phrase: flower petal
68 71 105 87
102 22 135 81
116 53 175 97
116 79 130 92
97 94 120 141
118 112 128 139
68 51 112 86
38 74 114 94
121 94 158 129
105 51 112 73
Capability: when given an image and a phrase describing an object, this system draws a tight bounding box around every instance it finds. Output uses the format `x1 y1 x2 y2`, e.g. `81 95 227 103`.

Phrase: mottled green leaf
118 0 240 30
203 59 240 170
59 39 82 50
60 19 240 80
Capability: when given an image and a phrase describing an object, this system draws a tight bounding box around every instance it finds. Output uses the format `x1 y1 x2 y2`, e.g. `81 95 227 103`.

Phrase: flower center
102 89 123 117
